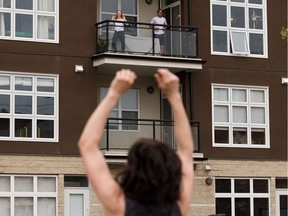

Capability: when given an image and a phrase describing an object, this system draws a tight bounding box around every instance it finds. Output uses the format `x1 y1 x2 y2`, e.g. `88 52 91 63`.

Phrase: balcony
100 118 205 163
93 20 204 75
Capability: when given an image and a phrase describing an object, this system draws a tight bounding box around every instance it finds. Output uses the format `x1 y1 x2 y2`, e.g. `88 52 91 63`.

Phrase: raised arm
78 69 137 214
154 68 194 215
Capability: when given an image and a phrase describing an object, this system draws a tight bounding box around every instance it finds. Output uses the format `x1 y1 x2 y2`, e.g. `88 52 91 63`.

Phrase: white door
64 188 89 216
276 190 288 216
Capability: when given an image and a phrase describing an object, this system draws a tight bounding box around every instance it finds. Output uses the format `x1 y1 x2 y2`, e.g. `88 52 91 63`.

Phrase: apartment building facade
0 0 287 215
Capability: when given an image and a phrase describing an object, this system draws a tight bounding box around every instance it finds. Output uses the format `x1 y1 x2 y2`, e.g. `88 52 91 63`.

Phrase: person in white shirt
150 9 167 54
111 10 127 52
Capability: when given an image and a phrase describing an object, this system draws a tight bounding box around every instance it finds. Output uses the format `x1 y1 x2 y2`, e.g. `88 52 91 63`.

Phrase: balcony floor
92 52 205 76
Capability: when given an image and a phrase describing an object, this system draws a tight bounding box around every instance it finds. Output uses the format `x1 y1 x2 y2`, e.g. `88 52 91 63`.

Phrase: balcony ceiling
92 53 205 76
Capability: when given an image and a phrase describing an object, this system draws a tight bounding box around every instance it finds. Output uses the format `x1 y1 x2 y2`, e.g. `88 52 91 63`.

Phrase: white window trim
215 177 270 216
210 0 267 58
0 175 58 216
100 87 140 132
0 71 59 142
212 83 270 148
99 0 139 36
0 0 59 43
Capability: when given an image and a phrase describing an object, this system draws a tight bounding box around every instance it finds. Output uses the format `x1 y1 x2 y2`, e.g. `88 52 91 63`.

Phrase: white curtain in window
0 197 10 216
37 198 56 216
37 0 54 39
37 177 56 192
214 105 229 122
214 88 228 101
38 16 49 39
38 0 54 12
15 197 33 216
0 176 10 191
0 0 5 36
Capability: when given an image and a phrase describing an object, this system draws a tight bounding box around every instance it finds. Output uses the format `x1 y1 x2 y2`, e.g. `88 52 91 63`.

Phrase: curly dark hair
116 138 182 206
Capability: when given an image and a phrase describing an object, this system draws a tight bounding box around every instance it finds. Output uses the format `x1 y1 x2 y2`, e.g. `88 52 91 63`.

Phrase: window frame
100 87 140 131
0 0 59 43
0 71 59 142
0 175 58 216
212 84 270 148
215 177 270 216
210 0 267 58
99 0 139 36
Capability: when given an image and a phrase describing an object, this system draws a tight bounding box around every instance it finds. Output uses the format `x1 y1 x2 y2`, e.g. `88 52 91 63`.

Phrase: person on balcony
111 10 127 52
78 68 194 216
150 9 168 54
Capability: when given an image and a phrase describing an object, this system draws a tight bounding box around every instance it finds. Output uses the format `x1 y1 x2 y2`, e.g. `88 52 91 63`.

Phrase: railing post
106 21 109 52
153 120 155 140
152 25 155 55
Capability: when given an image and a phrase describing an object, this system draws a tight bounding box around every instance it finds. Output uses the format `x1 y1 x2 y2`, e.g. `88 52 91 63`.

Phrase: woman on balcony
111 10 127 52
78 69 194 216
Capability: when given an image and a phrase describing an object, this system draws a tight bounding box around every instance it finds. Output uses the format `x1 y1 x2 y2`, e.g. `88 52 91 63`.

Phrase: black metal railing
100 118 200 152
96 20 198 58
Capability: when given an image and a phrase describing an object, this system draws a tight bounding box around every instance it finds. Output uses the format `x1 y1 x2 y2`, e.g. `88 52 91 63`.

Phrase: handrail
96 20 198 57
102 118 200 152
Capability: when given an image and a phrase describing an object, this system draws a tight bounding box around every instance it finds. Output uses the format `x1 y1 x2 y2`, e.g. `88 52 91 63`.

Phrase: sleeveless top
125 197 181 216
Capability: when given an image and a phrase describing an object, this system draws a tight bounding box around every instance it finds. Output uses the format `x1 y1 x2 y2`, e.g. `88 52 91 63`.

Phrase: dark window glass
15 119 32 137
213 30 228 52
37 96 54 115
276 178 288 189
235 179 250 193
249 33 263 55
0 118 10 137
16 0 33 10
213 5 227 26
235 198 250 216
37 78 54 92
122 111 138 130
216 179 231 193
216 198 231 216
279 195 288 216
249 0 262 4
0 95 10 113
254 198 269 216
37 120 54 138
15 14 33 38
15 95 32 114
0 76 10 90
253 179 268 193
64 176 88 187
15 77 32 91
215 127 229 143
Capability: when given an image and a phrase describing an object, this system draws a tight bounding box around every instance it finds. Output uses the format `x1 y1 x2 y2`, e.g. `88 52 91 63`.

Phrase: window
0 175 58 216
100 0 138 36
0 0 58 42
212 84 269 148
0 72 58 141
211 0 266 57
215 178 270 216
100 88 139 131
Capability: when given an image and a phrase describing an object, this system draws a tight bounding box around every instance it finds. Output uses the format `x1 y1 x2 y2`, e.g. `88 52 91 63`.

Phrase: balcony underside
103 150 207 164
92 52 205 76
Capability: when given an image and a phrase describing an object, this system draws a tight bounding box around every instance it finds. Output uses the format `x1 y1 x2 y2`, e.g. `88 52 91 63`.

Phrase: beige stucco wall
0 156 287 216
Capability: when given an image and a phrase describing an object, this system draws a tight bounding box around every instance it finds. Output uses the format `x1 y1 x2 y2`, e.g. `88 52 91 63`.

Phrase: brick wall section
0 156 287 216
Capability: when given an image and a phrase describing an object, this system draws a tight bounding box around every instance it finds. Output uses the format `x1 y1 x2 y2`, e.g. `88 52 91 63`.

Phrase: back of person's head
116 138 182 205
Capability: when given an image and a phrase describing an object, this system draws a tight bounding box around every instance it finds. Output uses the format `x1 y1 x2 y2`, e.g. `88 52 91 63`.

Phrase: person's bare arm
78 69 137 214
154 68 194 215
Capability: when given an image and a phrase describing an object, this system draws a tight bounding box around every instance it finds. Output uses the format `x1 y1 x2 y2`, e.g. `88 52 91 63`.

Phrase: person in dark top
78 68 194 216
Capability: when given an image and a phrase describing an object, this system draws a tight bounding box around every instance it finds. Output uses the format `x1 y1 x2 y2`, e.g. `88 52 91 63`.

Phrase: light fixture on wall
145 0 152 5
147 86 154 94
75 65 84 73
203 164 212 172
282 78 288 85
